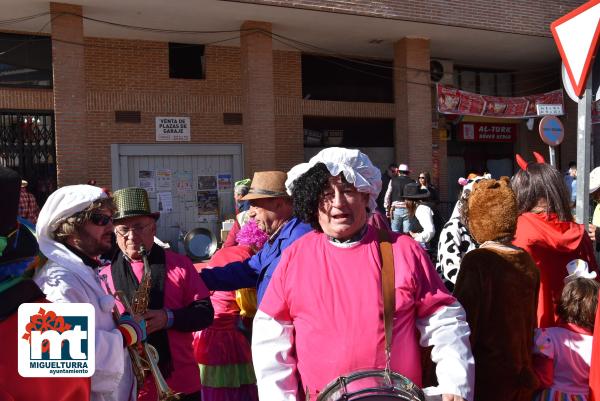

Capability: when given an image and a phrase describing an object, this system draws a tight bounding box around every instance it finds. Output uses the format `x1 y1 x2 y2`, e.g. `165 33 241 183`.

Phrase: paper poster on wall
197 190 219 221
157 192 173 213
198 175 217 191
138 170 155 193
156 169 172 191
174 170 193 195
218 173 233 191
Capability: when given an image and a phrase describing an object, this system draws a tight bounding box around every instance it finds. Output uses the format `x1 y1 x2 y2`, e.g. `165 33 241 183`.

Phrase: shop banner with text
458 122 516 142
437 84 564 118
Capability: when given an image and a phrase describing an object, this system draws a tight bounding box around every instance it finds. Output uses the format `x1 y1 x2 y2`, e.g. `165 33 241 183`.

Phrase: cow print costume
435 174 488 291
436 217 477 292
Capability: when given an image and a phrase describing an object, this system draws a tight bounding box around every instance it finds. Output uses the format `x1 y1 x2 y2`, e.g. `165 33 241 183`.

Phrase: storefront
446 118 519 201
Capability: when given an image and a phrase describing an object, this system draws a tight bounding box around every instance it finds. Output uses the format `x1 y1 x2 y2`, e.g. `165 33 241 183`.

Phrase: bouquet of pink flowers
236 219 268 250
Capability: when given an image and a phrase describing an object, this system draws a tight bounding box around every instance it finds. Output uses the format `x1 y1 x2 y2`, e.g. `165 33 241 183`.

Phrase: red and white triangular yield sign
551 0 600 97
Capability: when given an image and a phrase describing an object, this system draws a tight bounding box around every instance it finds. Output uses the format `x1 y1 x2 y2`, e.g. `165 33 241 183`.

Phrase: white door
111 144 243 251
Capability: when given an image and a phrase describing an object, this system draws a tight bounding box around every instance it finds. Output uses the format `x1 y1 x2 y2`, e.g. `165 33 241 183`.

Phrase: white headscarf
36 185 107 265
285 147 382 213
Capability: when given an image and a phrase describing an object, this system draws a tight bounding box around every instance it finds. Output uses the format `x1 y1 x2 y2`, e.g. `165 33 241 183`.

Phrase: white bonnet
285 147 382 212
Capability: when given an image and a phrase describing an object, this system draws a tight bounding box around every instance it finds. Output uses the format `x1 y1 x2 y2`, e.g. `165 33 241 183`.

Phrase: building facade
0 0 585 242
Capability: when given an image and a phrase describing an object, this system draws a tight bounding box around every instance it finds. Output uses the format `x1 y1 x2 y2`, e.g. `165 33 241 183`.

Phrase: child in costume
193 219 268 401
512 154 598 328
532 260 598 401
454 177 540 401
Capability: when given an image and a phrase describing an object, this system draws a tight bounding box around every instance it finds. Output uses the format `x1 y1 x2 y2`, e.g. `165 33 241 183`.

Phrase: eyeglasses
114 222 153 237
89 214 113 226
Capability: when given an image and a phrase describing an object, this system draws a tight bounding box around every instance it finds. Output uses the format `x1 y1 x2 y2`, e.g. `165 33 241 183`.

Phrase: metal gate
111 143 244 250
0 111 56 206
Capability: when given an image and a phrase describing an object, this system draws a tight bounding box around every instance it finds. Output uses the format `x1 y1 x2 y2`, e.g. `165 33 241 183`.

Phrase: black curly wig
292 162 339 231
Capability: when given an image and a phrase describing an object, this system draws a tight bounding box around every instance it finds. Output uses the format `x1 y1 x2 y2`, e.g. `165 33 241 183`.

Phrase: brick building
0 0 585 242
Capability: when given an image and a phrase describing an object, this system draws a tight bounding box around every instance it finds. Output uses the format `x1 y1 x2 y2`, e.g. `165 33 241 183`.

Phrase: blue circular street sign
538 116 564 146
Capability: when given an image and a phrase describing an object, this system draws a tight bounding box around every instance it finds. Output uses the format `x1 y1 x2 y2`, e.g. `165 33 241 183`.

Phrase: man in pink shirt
101 187 214 401
252 148 474 401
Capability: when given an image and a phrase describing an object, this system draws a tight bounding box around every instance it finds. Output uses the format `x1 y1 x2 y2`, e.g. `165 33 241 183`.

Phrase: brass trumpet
100 244 182 401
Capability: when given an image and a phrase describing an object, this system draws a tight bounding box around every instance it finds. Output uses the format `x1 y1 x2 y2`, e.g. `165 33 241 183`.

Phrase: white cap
398 163 410 173
565 259 597 283
36 185 107 267
285 147 382 213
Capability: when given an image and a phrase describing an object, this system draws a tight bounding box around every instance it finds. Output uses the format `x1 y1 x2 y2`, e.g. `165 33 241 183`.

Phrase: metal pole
549 146 556 167
576 73 593 225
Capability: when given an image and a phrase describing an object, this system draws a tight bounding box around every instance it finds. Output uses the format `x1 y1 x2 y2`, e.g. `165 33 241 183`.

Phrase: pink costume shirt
533 325 593 400
253 225 474 400
100 249 210 400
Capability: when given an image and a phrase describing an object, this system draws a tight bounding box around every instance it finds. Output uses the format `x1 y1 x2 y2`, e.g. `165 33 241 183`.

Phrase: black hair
292 163 334 231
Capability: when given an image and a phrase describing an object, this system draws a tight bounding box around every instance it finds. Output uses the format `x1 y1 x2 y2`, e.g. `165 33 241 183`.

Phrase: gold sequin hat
112 187 160 221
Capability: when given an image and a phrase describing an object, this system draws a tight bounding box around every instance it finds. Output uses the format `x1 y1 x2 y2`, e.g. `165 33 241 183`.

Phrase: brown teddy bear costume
454 177 540 401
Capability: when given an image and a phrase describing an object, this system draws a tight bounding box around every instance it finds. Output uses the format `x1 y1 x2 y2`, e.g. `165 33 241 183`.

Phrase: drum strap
377 228 395 370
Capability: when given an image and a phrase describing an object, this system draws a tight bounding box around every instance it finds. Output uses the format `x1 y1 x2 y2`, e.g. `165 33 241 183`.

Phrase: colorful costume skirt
534 388 588 401
193 315 258 401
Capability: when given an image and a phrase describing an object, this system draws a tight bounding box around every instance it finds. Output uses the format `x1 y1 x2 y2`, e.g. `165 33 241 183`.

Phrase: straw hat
112 187 160 221
241 171 289 201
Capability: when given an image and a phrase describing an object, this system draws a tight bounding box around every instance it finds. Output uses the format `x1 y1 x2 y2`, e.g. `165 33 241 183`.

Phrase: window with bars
0 112 56 205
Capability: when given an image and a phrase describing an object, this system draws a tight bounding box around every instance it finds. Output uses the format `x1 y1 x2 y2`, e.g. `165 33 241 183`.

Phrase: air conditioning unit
430 59 454 84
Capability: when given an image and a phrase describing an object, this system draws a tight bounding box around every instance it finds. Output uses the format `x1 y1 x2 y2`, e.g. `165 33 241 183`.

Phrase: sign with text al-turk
458 123 516 142
155 117 190 141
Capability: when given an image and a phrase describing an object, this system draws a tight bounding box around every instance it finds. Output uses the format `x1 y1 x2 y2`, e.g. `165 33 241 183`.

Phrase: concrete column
240 21 276 174
394 37 432 176
50 2 87 186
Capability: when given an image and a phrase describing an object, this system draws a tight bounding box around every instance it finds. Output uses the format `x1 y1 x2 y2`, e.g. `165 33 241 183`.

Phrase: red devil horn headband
515 154 528 170
532 151 546 164
516 152 546 171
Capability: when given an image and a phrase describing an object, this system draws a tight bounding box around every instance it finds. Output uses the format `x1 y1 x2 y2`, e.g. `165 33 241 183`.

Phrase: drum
315 369 425 401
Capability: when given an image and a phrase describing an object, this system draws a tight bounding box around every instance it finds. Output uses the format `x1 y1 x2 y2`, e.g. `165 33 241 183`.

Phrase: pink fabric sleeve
257 248 292 322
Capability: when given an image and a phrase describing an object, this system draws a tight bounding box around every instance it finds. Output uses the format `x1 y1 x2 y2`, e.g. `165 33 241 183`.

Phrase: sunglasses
90 214 112 226
419 176 426 179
